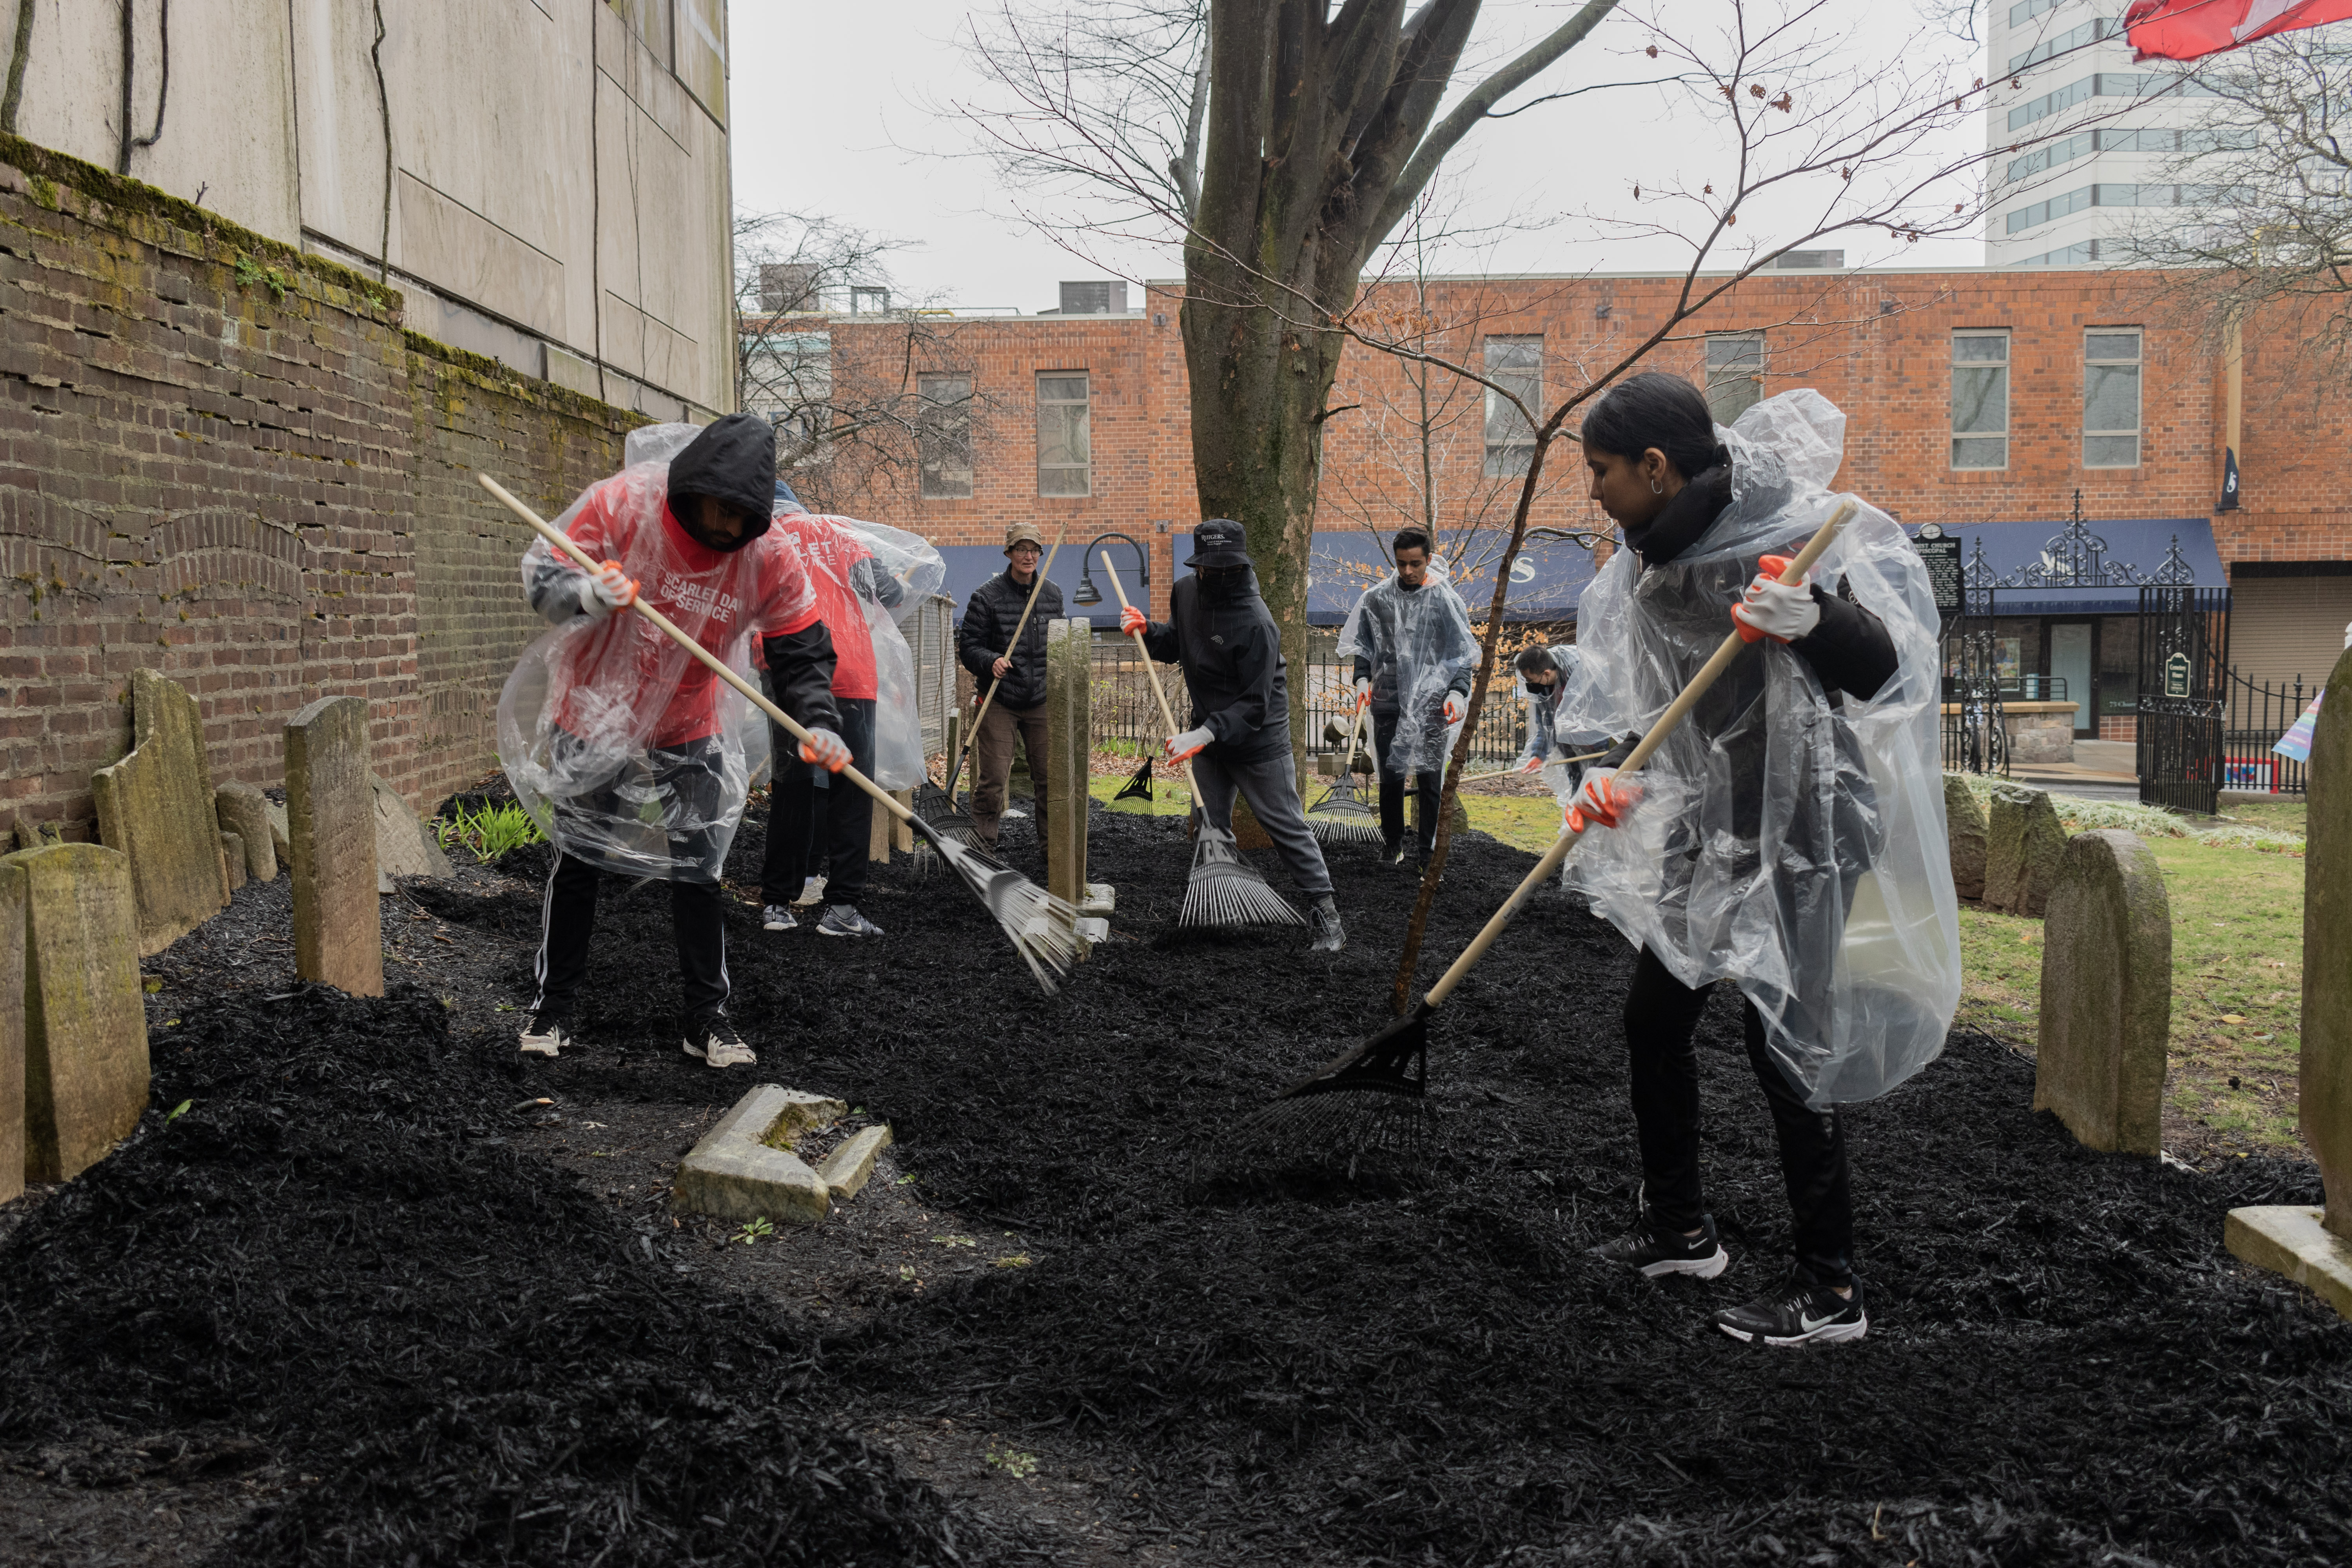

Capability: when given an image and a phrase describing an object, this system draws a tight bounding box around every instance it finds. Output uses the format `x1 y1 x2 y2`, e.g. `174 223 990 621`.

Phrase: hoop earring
1649 477 1664 495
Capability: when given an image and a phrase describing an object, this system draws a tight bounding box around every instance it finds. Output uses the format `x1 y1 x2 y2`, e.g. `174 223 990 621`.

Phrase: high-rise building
1984 1 2228 268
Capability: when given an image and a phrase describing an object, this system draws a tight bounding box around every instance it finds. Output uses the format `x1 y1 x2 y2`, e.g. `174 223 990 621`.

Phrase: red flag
2125 0 2352 61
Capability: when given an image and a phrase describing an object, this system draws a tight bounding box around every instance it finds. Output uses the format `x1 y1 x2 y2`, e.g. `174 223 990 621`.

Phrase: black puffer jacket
958 570 1065 710
1137 567 1291 763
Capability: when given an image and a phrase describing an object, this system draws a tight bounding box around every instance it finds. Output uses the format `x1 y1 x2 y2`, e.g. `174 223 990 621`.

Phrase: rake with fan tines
1305 698 1383 845
1223 503 1858 1165
478 473 1085 993
1103 551 1302 931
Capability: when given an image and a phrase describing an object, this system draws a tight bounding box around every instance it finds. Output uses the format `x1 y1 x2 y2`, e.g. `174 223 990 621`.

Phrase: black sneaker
1306 895 1345 953
681 1016 757 1069
1590 1211 1730 1279
517 1011 572 1058
1713 1270 1867 1347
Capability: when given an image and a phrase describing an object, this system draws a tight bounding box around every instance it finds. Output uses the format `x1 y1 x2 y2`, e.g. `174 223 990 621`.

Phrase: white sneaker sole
1719 1312 1869 1347
818 924 879 938
1640 1246 1730 1281
518 1041 561 1058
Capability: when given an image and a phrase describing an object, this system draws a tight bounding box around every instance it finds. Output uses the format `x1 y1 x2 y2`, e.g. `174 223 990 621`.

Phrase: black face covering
1622 465 1734 568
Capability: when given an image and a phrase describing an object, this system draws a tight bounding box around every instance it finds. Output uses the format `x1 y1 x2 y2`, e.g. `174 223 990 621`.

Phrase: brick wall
821 268 2352 603
0 136 642 839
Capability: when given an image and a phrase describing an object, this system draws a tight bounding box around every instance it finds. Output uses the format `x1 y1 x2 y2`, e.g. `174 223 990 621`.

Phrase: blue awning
936 545 1149 630
1920 516 2225 615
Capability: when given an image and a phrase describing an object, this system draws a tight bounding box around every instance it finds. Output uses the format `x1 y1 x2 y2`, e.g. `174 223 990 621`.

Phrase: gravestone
91 669 229 955
5 844 150 1182
0 861 24 1203
215 781 278 881
220 832 247 893
1984 786 2067 916
285 697 383 997
1945 774 1988 900
2033 830 2171 1155
369 773 453 892
1043 618 1091 910
2229 646 2352 1318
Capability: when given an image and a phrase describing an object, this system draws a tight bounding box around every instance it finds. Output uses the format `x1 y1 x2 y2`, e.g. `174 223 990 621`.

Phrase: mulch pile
4 797 2349 1565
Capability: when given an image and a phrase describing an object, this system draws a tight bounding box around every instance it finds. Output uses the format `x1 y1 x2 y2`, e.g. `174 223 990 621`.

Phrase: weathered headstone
2230 645 2352 1319
5 844 151 1182
0 861 25 1204
1043 617 1091 910
215 781 279 882
2033 830 2171 1155
220 832 247 893
1984 786 2067 916
1945 774 1988 900
91 669 229 955
285 697 383 997
368 773 453 892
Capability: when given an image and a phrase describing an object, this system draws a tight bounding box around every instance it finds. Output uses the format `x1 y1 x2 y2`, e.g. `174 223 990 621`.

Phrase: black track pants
533 849 729 1031
1624 946 1854 1283
762 695 877 906
1371 705 1442 855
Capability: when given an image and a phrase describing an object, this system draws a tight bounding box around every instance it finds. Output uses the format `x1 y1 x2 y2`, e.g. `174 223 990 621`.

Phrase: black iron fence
2137 586 2231 815
2220 667 2313 797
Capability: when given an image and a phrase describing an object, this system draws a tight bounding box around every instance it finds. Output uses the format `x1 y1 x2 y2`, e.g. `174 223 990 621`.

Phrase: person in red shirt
758 494 904 938
513 415 846 1069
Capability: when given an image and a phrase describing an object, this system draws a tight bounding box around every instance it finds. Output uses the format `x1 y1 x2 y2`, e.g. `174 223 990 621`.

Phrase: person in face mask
1121 519 1345 951
1341 529 1479 866
1511 641 1609 793
513 414 847 1072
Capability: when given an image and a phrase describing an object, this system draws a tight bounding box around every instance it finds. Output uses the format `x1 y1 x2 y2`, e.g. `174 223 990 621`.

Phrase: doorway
2049 621 2094 737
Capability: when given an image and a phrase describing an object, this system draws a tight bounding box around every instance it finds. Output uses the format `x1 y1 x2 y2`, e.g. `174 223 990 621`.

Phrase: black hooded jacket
1137 567 1292 763
664 414 778 549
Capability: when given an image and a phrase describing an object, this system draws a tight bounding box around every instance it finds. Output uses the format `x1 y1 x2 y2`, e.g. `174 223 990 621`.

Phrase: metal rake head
1180 826 1302 929
920 827 1084 993
1204 1091 1437 1191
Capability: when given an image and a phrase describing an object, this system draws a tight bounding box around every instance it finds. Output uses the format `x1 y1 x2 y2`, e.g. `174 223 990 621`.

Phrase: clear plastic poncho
1555 389 1959 1108
1337 562 1479 777
840 517 945 789
497 432 780 883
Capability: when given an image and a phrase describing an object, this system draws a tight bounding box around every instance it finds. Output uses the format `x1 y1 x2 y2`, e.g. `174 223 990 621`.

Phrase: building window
2084 329 2142 468
1952 331 2009 469
917 374 974 499
1483 336 1543 476
1036 373 1091 496
1704 333 1766 424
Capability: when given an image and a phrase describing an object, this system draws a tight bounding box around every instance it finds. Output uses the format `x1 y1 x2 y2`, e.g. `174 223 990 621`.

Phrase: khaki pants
970 700 1049 848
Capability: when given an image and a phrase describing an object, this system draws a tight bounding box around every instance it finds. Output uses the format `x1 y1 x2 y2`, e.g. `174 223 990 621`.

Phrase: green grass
434 800 546 864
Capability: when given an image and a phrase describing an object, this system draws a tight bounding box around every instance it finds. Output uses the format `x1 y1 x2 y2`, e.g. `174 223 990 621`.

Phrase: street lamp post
1072 532 1152 610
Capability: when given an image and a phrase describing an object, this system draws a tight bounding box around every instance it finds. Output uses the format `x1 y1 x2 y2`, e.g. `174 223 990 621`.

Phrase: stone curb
815 1124 894 1200
2226 1206 2352 1322
672 1084 839 1225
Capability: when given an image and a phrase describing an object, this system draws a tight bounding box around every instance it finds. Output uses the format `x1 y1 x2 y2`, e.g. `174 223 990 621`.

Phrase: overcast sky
730 2 1988 312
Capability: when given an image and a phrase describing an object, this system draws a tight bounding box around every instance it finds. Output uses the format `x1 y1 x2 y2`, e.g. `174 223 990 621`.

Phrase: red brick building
815 265 2352 741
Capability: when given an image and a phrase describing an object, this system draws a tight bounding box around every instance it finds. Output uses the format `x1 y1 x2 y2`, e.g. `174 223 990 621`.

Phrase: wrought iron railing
2220 667 2312 796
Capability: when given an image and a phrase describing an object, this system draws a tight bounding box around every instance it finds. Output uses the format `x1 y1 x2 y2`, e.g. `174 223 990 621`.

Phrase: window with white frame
2083 330 2142 468
1704 333 1767 424
1951 332 2010 469
917 374 974 499
1036 373 1092 496
1483 336 1543 476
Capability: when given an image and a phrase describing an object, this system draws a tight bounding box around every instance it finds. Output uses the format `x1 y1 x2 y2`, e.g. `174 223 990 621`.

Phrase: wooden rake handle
946 523 1068 800
1102 550 1201 796
1421 499 1858 1009
477 472 918 826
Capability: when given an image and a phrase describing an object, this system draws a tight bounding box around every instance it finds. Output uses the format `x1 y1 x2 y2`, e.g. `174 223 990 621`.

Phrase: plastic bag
1554 388 1959 1108
1337 561 1479 777
498 461 790 882
842 520 943 789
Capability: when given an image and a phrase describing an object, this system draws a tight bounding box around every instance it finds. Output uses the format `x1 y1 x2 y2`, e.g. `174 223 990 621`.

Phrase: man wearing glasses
958 522 1064 852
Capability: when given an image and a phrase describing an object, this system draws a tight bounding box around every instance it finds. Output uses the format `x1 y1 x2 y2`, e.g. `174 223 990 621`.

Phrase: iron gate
2136 585 2230 814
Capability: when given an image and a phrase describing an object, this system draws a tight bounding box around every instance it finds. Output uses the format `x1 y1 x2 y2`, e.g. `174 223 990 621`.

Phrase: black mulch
2 795 2347 1566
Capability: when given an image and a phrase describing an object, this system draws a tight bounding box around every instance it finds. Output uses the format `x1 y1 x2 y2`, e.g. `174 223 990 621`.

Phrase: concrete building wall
0 134 642 839
3 0 731 418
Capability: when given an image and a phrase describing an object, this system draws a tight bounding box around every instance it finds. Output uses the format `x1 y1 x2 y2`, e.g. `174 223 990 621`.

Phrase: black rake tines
1304 778 1383 846
1180 826 1303 929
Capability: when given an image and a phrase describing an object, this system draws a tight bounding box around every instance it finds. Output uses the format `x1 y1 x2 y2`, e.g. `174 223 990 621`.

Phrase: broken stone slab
285 697 383 998
757 1088 848 1150
215 781 279 882
815 1123 895 1201
1945 774 1987 901
263 799 290 864
1080 882 1115 917
0 860 24 1204
4 843 151 1182
2033 829 2171 1156
2299 644 2352 1243
91 669 229 956
221 832 247 894
370 773 454 893
12 819 64 853
672 1083 834 1225
1984 786 2067 916
2226 1206 2352 1323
